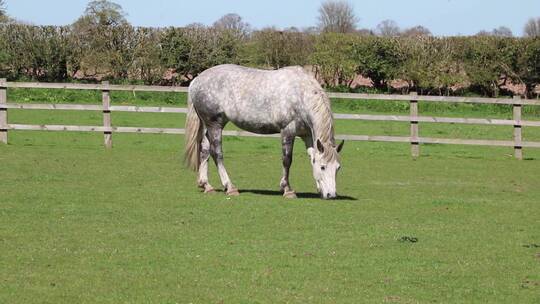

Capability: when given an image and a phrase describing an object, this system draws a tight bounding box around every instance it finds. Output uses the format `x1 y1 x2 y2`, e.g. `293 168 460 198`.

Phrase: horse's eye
321 166 326 171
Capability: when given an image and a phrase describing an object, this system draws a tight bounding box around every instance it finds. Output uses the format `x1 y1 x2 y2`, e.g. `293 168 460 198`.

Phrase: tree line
0 0 539 97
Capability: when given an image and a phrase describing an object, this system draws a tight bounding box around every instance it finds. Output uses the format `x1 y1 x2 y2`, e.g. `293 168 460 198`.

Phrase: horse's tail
184 93 204 172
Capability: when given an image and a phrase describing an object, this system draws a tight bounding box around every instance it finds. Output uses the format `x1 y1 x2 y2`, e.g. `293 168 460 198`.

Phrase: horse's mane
306 85 338 162
308 92 334 144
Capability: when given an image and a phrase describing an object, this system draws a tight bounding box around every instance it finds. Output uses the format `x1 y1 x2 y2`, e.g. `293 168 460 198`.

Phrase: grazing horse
184 64 344 199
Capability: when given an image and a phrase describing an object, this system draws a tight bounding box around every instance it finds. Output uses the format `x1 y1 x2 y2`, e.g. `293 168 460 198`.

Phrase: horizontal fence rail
3 103 540 127
327 92 540 106
5 81 189 93
1 80 540 159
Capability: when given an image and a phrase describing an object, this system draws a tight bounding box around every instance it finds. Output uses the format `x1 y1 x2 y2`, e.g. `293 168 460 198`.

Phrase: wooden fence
1 79 540 159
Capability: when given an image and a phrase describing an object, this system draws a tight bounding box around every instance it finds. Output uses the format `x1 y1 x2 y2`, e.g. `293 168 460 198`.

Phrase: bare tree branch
317 0 358 33
0 0 7 20
524 17 540 37
402 25 432 37
376 20 400 37
492 26 513 37
213 13 251 40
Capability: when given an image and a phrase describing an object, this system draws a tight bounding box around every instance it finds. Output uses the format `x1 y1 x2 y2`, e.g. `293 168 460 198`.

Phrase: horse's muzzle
322 192 337 200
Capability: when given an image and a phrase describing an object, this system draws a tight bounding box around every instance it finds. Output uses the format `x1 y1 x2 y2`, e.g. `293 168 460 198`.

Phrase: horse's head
307 139 345 199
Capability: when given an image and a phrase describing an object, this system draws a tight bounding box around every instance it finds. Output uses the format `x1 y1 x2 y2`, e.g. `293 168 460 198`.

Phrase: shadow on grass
241 189 358 201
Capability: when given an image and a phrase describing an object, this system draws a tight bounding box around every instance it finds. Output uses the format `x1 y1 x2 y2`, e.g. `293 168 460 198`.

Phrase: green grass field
2 89 540 303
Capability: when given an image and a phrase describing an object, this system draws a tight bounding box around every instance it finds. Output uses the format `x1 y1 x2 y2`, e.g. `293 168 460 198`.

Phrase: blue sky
5 0 540 36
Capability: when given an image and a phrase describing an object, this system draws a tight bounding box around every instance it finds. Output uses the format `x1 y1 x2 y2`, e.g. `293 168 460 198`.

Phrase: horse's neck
304 100 335 146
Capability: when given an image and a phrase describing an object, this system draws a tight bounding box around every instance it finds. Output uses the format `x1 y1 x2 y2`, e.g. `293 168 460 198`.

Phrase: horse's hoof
204 186 216 194
283 191 297 199
200 184 216 194
226 188 240 196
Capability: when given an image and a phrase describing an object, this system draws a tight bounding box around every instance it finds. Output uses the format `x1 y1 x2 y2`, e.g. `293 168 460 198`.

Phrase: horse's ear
337 140 345 153
316 139 325 153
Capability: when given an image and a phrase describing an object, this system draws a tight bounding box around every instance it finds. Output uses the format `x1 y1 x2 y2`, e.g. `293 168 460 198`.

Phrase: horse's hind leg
207 126 239 196
280 132 297 199
198 134 215 193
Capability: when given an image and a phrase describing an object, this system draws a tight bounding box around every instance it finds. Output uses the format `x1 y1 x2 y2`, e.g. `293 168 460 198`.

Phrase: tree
402 25 432 37
524 17 540 37
376 20 400 37
356 28 374 36
351 36 403 89
311 33 357 86
248 27 314 69
131 28 164 84
213 13 250 39
492 26 513 37
514 38 540 97
70 0 135 79
84 0 127 26
0 0 8 22
398 37 466 95
462 36 517 97
317 0 358 33
477 27 513 37
161 24 242 84
0 24 70 81
475 30 491 37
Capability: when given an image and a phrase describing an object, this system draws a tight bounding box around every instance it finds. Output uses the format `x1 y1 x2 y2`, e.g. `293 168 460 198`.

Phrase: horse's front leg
280 132 297 199
207 126 239 196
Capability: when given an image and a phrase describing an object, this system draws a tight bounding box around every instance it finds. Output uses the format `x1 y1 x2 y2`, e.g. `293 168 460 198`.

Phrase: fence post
513 96 522 160
102 81 112 148
410 92 419 158
0 78 7 144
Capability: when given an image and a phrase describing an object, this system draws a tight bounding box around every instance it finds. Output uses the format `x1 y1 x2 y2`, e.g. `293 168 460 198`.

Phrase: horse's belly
231 120 281 134
226 106 292 134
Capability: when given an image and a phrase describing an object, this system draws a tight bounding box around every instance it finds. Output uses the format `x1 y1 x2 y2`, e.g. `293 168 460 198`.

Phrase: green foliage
160 25 242 84
70 0 134 79
0 24 70 81
84 0 127 26
350 36 403 89
398 37 466 95
514 38 540 97
311 33 356 86
160 27 191 82
131 28 164 85
0 17 539 97
460 37 517 97
248 28 314 69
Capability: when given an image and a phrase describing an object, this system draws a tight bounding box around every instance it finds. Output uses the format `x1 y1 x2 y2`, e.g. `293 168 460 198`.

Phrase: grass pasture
1 89 540 303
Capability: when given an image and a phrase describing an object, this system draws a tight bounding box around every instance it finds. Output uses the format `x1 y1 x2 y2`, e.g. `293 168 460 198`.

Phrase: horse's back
190 64 315 97
189 65 320 133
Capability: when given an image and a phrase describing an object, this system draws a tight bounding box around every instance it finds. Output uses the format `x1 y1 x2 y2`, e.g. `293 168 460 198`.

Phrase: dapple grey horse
184 64 344 199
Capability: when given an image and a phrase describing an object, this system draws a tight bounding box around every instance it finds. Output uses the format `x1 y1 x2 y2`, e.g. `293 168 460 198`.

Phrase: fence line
5 103 540 127
4 80 540 105
7 123 540 149
1 80 540 159
327 92 540 106
5 81 189 93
